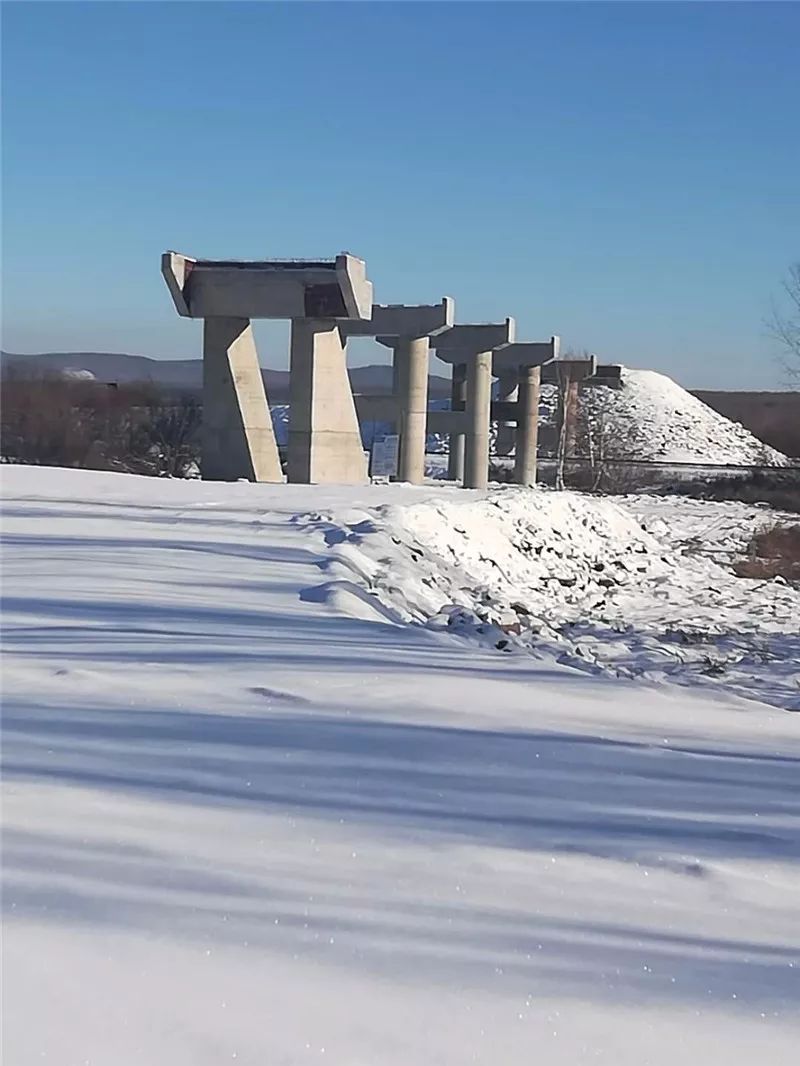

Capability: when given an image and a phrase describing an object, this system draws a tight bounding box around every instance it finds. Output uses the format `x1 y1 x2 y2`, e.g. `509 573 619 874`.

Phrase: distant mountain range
0 350 453 401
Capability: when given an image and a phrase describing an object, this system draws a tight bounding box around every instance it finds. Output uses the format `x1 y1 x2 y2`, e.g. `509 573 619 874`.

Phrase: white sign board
370 434 400 479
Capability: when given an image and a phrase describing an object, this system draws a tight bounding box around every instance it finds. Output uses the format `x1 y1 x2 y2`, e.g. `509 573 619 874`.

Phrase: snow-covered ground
2 467 799 1065
313 488 800 710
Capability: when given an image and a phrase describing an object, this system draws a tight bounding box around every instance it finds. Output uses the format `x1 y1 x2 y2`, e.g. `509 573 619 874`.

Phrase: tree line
1 370 200 477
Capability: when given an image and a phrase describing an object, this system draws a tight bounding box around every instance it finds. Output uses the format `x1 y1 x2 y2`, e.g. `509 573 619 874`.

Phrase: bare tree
553 348 590 490
769 261 800 377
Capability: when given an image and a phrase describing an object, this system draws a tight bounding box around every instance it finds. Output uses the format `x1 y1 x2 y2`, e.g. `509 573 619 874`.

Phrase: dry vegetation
673 470 800 513
1 371 200 477
733 522 800 581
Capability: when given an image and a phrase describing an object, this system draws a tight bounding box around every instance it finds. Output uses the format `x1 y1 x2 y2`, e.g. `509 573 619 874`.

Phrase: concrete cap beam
432 318 516 364
492 336 560 375
161 251 373 320
339 298 454 340
587 364 623 385
540 355 598 384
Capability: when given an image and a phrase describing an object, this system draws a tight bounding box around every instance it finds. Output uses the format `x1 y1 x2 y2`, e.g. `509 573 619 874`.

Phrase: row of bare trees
1 371 201 477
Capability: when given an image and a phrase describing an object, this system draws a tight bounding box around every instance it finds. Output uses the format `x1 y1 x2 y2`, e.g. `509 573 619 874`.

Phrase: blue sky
2 0 798 388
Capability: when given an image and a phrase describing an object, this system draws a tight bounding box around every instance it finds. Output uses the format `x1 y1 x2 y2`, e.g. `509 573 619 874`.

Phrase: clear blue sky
2 0 798 388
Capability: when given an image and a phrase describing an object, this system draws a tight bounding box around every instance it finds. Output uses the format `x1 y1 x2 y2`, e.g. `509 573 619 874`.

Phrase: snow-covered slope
3 468 799 1066
310 486 800 709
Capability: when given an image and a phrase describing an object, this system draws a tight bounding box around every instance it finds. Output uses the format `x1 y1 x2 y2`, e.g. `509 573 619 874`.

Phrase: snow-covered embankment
306 487 800 709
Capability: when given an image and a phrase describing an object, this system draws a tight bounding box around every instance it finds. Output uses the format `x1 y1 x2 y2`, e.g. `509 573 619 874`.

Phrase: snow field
2 467 799 1065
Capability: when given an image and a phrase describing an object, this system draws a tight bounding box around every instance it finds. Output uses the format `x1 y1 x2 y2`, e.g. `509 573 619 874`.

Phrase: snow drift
311 486 800 709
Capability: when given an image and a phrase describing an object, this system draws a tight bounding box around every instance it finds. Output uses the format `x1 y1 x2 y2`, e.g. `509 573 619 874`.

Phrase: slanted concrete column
202 316 282 482
288 319 367 484
396 335 428 484
448 362 467 482
495 371 518 456
515 364 540 487
464 350 492 490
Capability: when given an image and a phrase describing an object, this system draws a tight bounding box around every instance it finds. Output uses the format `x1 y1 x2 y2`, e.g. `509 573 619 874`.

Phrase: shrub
732 522 800 580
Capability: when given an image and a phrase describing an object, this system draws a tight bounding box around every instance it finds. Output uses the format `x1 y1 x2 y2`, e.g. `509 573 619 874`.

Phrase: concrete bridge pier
432 319 516 489
161 250 373 484
465 350 493 490
340 298 453 485
395 335 429 484
495 371 518 456
491 337 560 488
202 316 283 482
288 318 368 484
447 362 467 482
514 364 541 487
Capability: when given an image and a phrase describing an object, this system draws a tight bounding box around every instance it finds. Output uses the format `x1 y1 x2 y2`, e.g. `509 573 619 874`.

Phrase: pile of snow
60 367 96 381
563 368 787 466
311 486 800 709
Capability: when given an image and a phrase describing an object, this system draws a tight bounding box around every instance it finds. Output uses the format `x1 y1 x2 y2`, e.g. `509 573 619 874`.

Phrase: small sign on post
370 434 400 481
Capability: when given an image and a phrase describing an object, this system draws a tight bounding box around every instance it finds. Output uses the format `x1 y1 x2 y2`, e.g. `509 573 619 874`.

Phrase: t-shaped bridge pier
431 320 516 489
339 299 454 484
162 251 373 484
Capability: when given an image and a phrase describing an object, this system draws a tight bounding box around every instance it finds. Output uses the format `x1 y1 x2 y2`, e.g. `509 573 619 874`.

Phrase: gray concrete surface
515 365 541 487
395 336 429 483
432 319 516 363
448 362 467 482
288 319 368 485
491 336 560 375
465 351 493 490
202 317 282 482
339 299 453 340
162 252 373 321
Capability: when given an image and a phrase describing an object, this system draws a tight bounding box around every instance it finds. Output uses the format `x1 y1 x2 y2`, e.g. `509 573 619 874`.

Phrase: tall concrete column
287 319 368 484
202 316 282 482
495 371 518 456
396 335 428 484
514 364 541 487
464 350 492 490
389 352 404 434
448 362 467 482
